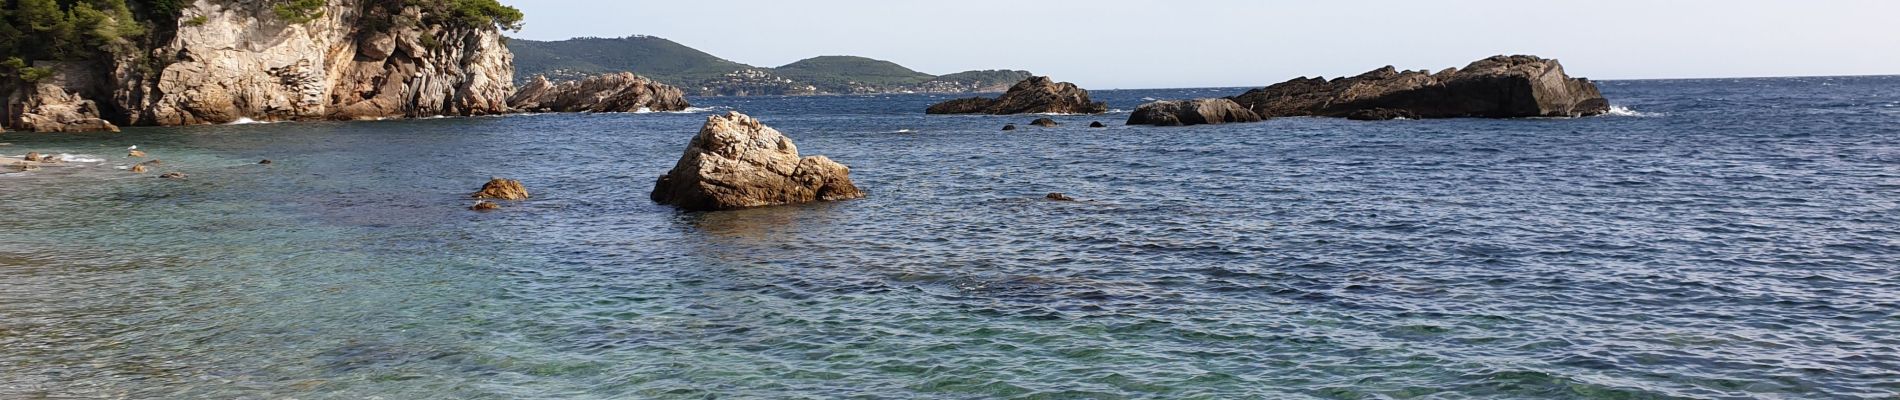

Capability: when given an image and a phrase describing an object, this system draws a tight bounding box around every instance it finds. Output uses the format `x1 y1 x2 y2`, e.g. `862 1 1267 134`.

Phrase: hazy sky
503 0 1900 89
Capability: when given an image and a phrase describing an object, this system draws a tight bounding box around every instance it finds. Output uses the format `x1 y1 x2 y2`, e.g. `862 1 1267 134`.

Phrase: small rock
1089 121 1107 128
10 162 39 171
1046 192 1075 201
38 155 61 164
1001 124 1017 131
1030 118 1059 127
130 164 148 173
139 159 162 166
24 152 41 162
259 159 273 165
470 201 502 211
128 150 146 158
159 172 187 179
473 177 530 200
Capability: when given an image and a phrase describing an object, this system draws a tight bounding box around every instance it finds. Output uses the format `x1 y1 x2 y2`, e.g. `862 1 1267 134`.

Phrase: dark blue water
2 76 1897 399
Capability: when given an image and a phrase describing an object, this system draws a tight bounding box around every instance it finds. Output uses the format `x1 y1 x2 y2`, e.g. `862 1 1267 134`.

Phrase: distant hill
507 36 747 86
507 36 1031 96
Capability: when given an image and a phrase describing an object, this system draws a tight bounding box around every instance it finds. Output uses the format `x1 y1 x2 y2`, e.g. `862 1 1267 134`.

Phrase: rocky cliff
5 0 517 131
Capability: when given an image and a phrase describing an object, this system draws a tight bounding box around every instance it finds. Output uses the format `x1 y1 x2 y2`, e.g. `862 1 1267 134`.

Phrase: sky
502 0 1900 89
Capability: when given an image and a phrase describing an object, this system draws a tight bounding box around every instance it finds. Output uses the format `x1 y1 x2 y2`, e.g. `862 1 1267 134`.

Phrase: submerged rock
470 201 502 211
1089 121 1107 128
259 159 273 165
1127 98 1263 126
650 111 864 211
1230 55 1609 119
1002 124 1017 131
130 164 148 173
507 73 691 113
1046 193 1075 201
925 76 1108 115
1030 118 1059 127
159 172 187 179
23 152 42 162
128 149 146 158
472 178 530 200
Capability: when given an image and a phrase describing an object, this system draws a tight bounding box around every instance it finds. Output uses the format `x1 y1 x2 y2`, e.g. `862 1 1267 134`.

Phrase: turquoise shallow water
2 77 1899 399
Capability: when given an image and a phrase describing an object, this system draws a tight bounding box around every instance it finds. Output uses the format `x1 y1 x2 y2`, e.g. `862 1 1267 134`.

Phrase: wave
226 117 279 125
631 106 728 114
1603 105 1663 117
52 153 105 163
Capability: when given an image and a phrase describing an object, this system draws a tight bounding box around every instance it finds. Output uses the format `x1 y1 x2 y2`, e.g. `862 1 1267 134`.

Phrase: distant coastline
508 36 1034 97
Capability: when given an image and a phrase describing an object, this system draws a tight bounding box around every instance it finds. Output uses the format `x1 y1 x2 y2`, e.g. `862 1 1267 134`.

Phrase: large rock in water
1127 98 1262 126
651 112 864 211
1229 55 1610 119
507 73 691 113
925 76 1108 114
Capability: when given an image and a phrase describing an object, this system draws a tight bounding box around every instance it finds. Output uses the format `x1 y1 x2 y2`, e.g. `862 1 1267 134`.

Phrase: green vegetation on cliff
0 0 148 62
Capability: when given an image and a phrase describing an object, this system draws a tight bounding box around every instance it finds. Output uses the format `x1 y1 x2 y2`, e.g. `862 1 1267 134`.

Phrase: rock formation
1127 99 1263 126
508 73 690 113
1230 55 1609 120
651 112 863 211
8 82 121 132
925 76 1108 115
4 1 516 130
473 178 530 200
1030 118 1059 127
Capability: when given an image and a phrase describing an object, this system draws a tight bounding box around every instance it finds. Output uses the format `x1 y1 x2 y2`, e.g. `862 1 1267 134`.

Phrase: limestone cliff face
124 0 514 125
3 0 515 131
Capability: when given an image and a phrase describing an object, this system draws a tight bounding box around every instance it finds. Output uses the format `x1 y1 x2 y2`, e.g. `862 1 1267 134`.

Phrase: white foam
226 117 279 125
53 153 105 163
893 129 914 134
1603 105 1662 118
626 106 725 114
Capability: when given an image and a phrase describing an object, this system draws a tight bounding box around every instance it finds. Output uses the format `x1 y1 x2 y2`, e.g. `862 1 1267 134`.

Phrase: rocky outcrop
1127 99 1263 126
4 67 121 132
508 73 690 113
5 1 516 129
925 76 1107 115
473 178 530 200
1230 55 1609 120
651 112 863 211
135 2 514 124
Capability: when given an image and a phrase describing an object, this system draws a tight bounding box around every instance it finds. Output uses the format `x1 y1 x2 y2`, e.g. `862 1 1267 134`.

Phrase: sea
2 76 1897 399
